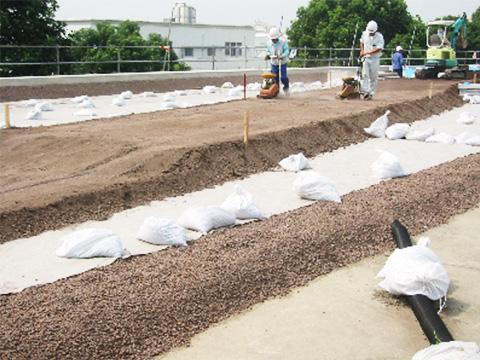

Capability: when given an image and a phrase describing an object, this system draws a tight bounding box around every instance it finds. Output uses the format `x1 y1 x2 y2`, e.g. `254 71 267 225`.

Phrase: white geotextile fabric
386 123 411 140
221 184 267 220
136 217 188 246
376 237 450 301
371 150 409 179
364 110 390 138
412 341 480 360
178 205 236 233
56 228 124 258
293 171 341 203
406 127 435 141
278 153 312 172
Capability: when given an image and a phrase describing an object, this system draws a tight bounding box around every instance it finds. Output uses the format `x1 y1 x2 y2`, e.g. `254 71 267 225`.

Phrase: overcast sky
55 0 478 28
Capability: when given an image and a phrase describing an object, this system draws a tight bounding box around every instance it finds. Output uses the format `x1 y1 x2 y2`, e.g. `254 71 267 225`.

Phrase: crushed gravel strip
1 153 479 360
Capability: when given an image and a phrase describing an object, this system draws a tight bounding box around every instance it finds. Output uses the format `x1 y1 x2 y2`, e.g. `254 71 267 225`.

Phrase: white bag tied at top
364 110 390 138
412 341 480 360
56 228 124 258
278 153 312 172
293 171 341 203
376 237 450 312
386 123 411 140
371 150 409 179
136 217 188 246
221 184 267 220
178 205 236 234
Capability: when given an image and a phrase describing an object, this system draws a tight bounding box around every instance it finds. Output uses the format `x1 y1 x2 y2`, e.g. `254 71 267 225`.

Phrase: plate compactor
336 56 364 100
257 73 279 99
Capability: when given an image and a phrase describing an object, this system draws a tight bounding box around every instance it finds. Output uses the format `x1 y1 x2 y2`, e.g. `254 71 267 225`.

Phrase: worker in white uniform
360 20 384 100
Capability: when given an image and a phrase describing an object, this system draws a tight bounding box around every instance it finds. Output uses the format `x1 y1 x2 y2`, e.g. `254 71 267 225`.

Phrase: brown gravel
0 77 478 359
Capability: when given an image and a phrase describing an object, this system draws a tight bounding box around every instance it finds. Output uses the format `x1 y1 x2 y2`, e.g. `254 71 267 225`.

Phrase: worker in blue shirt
392 46 405 78
265 27 290 94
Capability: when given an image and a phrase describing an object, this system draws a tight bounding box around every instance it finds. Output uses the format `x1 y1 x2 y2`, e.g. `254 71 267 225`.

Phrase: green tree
0 0 69 76
68 20 188 74
469 7 480 50
287 0 426 66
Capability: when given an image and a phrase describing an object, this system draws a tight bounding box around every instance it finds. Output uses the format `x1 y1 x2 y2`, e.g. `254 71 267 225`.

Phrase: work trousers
271 63 290 90
362 57 380 95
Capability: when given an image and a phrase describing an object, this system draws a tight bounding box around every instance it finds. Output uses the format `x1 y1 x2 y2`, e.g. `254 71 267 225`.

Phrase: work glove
265 55 271 60
276 56 284 60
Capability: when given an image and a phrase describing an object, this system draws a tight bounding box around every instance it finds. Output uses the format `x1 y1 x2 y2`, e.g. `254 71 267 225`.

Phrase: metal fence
1 44 479 76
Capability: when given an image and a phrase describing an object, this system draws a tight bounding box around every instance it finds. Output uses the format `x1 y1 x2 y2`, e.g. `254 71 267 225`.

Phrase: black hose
391 220 454 344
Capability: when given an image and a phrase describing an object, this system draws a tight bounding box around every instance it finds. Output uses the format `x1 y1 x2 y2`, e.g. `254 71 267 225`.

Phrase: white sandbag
462 93 473 102
371 150 409 179
141 91 157 97
203 85 217 94
457 112 476 124
364 110 390 138
221 82 234 88
376 238 450 301
406 127 435 141
178 206 236 233
386 123 410 140
162 102 180 109
412 341 480 360
174 90 188 96
35 102 55 111
465 135 480 146
120 90 133 99
25 108 43 120
72 95 89 103
228 86 244 97
112 96 126 106
73 109 97 117
163 92 176 102
136 217 188 246
22 99 38 107
278 153 312 172
246 82 262 91
456 131 476 144
469 95 480 104
77 99 95 108
221 184 267 220
425 133 456 144
56 228 123 258
293 171 341 203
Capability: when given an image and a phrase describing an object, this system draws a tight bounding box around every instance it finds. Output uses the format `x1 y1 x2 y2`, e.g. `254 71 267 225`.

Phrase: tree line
1 0 479 77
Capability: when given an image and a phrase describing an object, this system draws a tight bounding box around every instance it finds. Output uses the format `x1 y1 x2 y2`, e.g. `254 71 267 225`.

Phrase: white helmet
396 45 403 51
269 27 281 39
366 20 378 33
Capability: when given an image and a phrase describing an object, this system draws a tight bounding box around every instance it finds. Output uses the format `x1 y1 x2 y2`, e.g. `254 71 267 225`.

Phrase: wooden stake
244 111 249 146
5 104 10 129
474 73 477 84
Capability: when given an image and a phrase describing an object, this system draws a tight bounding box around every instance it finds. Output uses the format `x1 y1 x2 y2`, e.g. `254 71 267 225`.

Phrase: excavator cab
415 13 470 79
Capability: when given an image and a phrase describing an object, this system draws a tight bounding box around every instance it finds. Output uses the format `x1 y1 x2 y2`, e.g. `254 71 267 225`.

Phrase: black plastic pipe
391 220 454 344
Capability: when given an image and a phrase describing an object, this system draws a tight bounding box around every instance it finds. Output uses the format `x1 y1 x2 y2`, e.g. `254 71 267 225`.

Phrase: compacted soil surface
1 76 479 359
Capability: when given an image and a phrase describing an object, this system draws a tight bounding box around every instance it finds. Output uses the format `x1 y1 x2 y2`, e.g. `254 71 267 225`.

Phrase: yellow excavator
415 12 470 79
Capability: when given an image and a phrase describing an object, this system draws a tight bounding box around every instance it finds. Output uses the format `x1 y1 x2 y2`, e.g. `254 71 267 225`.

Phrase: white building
61 3 279 71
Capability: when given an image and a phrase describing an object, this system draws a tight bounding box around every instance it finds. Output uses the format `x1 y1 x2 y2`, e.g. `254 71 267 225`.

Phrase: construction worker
360 20 384 100
265 27 290 94
392 45 405 78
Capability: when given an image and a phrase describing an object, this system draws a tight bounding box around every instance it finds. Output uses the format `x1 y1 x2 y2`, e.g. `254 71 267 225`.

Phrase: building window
184 48 194 57
225 42 242 57
208 48 215 57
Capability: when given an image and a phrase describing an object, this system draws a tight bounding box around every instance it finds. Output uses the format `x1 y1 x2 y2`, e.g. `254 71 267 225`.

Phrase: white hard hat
269 27 281 39
396 45 403 51
366 20 378 33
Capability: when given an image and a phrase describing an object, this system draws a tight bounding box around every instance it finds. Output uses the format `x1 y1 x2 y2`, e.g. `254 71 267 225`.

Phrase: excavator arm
450 12 468 50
